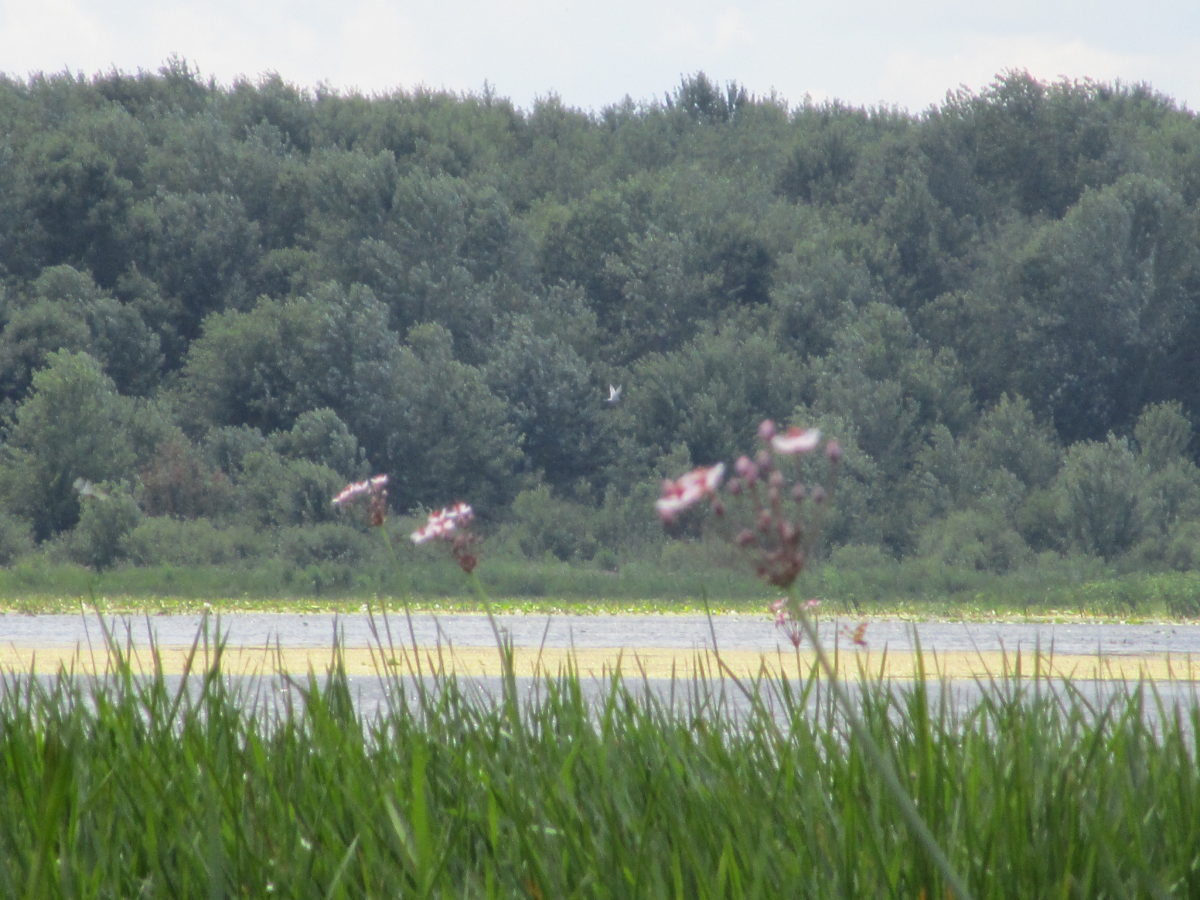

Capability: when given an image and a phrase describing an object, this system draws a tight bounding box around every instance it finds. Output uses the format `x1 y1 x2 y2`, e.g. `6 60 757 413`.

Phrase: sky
1 0 1198 115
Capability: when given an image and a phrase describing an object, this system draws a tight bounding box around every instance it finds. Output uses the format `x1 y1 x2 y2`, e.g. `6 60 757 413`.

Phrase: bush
276 523 376 567
283 562 357 594
1162 519 1200 573
238 451 345 527
1054 435 1144 559
917 508 1031 574
125 518 267 566
138 436 235 519
66 490 143 570
502 484 600 562
591 481 666 560
0 512 34 565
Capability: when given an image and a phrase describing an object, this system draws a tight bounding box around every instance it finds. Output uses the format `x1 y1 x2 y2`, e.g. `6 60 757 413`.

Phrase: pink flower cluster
332 474 388 507
656 420 842 590
332 474 389 526
411 502 474 544
654 463 726 523
771 596 821 647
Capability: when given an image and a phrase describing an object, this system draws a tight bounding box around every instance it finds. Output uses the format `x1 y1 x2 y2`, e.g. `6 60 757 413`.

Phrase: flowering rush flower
655 463 725 522
332 475 388 507
770 426 822 455
411 502 474 544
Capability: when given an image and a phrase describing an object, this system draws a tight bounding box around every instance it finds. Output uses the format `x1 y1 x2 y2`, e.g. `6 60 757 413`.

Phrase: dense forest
1 60 1199 580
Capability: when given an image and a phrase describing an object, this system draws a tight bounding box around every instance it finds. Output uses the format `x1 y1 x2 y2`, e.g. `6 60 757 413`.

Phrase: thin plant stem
792 603 975 900
466 570 523 741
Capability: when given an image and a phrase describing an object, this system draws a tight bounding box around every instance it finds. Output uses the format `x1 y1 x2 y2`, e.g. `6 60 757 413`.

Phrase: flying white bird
607 384 622 404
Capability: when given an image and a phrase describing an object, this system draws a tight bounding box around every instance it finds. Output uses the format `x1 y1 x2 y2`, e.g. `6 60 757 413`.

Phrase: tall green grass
0 620 1198 896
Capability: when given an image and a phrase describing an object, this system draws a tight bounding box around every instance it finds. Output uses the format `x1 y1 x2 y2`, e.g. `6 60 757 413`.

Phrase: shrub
917 508 1031 574
238 451 345 527
0 512 34 565
276 523 376 567
1162 519 1200 573
125 518 267 566
269 408 367 479
66 489 143 570
1054 435 1144 559
139 436 235 519
502 484 599 562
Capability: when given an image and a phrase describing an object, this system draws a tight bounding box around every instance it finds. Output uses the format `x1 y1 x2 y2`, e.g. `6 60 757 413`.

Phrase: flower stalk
658 421 973 900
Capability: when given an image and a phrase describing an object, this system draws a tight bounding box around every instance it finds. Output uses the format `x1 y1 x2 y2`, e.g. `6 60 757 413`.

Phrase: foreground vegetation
0 621 1197 897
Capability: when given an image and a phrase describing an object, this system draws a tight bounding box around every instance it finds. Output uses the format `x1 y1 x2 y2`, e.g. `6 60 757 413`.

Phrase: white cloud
661 5 753 55
321 1 430 94
712 8 754 52
0 0 112 76
880 34 1172 112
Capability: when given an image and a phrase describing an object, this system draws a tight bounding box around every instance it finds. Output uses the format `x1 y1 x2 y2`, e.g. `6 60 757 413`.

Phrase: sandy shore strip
2 644 1199 682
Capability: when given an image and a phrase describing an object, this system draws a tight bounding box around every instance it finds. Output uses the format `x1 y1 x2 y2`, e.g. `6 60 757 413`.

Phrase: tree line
1 61 1199 573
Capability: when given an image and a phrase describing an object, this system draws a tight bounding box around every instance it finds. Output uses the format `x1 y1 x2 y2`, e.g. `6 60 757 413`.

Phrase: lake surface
3 611 1199 719
2 610 1198 657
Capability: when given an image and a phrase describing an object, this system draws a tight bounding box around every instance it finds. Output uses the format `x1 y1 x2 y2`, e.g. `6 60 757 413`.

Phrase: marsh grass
0 615 1198 896
4 552 1200 619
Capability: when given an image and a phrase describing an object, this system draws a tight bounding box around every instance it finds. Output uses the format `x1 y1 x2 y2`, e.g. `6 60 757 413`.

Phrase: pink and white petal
771 428 822 455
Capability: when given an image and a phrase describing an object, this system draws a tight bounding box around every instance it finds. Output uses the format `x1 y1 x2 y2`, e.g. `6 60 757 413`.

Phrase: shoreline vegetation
1 554 1198 621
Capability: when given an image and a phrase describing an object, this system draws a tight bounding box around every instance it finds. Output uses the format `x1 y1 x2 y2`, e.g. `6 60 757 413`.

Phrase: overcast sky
2 0 1197 114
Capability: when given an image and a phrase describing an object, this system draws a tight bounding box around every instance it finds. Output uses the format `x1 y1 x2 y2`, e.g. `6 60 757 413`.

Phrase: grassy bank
0 626 1197 896
2 552 1199 620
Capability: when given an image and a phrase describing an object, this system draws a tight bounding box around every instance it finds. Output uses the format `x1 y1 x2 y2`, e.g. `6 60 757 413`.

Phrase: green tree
0 297 91 403
618 327 808 473
1133 400 1192 471
0 351 137 539
13 132 134 283
967 394 1061 490
483 316 608 491
177 283 400 437
1054 434 1144 559
367 323 523 512
67 485 143 570
236 449 344 528
0 266 163 401
270 408 368 479
128 190 260 340
808 303 975 482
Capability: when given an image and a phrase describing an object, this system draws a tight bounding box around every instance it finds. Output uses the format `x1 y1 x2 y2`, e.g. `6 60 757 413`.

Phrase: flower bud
734 455 758 483
757 419 777 441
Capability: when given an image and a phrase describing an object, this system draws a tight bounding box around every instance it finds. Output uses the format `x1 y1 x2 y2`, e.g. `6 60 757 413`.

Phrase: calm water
2 610 1198 657
4 611 1199 719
